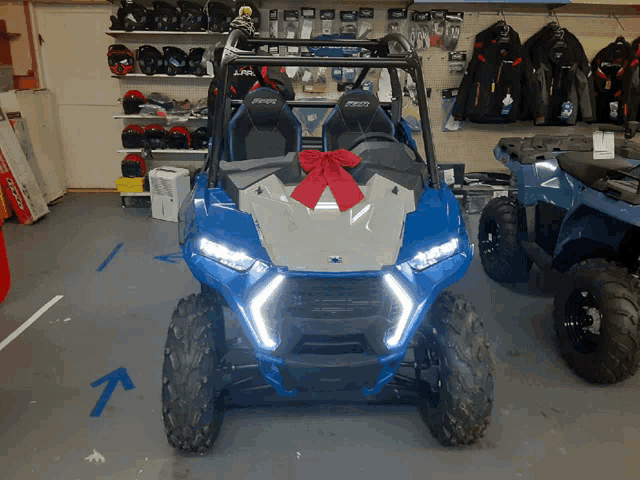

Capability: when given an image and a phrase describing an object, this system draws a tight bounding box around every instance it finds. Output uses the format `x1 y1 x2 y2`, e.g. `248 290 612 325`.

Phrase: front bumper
184 239 473 398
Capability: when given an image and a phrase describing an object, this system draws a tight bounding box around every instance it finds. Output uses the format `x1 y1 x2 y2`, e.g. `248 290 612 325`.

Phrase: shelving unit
112 73 213 79
106 30 229 38
113 115 207 120
117 149 207 154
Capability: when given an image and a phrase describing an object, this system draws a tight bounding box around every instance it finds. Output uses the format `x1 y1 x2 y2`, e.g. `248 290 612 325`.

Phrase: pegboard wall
111 2 640 174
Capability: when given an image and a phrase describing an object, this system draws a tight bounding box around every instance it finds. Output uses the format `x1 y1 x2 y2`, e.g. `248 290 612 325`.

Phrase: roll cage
206 29 440 190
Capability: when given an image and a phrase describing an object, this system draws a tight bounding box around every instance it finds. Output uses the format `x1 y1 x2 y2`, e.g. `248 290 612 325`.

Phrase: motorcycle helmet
151 1 181 31
191 126 209 150
107 44 134 75
187 47 206 76
138 45 165 75
110 1 149 31
235 2 261 32
121 154 147 177
163 46 188 76
143 124 167 149
123 90 146 115
167 126 191 149
178 1 207 32
205 1 234 33
121 125 145 148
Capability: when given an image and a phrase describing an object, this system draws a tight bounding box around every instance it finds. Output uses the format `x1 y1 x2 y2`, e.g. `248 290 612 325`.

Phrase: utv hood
236 173 416 272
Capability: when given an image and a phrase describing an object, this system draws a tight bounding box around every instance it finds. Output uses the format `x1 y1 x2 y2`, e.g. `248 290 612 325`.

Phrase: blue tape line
153 252 183 264
96 242 124 272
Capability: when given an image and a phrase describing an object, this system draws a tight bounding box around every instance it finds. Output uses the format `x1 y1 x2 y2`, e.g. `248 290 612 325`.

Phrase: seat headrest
242 88 286 128
337 90 380 119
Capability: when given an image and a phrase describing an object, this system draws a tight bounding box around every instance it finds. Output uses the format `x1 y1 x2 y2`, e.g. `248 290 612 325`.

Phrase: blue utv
479 122 640 384
162 30 495 453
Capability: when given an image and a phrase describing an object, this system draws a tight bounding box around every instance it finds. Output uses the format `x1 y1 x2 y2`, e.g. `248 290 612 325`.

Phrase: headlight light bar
198 237 256 272
407 237 460 272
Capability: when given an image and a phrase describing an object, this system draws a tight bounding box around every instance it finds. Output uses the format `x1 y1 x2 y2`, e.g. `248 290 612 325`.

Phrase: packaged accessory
284 10 300 54
448 51 466 74
320 10 335 36
387 8 408 54
443 12 463 51
358 8 374 39
269 9 278 39
411 11 431 52
340 11 358 36
442 88 463 132
430 10 447 48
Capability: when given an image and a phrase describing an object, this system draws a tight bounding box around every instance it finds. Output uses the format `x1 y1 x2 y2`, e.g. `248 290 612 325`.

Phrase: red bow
290 150 364 212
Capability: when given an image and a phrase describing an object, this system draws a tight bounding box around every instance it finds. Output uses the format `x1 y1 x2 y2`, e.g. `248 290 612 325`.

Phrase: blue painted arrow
89 367 135 418
153 252 183 264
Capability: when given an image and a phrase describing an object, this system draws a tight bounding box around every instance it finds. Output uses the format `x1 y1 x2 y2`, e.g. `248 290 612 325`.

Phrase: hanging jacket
452 23 533 124
625 36 640 122
523 24 595 122
591 37 633 125
529 34 595 126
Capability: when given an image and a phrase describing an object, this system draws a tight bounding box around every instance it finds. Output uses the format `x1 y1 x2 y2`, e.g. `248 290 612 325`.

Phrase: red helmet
121 154 147 177
123 90 146 114
121 124 144 148
107 44 135 75
167 126 191 149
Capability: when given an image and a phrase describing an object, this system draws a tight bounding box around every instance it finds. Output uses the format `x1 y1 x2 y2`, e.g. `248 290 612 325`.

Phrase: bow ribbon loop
290 150 365 212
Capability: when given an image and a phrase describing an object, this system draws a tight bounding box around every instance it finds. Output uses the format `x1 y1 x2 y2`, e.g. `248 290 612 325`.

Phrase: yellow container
116 176 145 193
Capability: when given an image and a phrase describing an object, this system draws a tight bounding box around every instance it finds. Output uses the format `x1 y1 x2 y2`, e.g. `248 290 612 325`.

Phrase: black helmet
123 90 146 114
205 1 234 33
110 1 149 31
163 46 188 76
143 124 168 150
187 47 206 76
167 126 191 149
191 127 209 150
151 1 180 31
178 1 207 32
138 45 165 75
121 125 145 148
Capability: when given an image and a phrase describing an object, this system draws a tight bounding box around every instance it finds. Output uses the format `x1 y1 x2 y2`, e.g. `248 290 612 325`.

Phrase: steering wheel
346 132 400 152
345 132 401 178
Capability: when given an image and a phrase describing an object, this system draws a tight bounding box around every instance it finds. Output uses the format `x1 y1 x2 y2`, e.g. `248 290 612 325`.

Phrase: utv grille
291 334 369 356
281 277 398 320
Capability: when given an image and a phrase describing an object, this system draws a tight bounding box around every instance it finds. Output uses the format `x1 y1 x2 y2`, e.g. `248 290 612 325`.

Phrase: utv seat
556 152 634 187
227 87 302 162
322 90 395 151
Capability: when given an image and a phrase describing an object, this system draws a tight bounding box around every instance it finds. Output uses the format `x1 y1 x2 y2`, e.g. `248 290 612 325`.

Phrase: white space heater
149 167 191 222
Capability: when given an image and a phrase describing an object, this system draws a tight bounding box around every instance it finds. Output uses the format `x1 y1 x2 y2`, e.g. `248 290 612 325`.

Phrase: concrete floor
0 192 639 480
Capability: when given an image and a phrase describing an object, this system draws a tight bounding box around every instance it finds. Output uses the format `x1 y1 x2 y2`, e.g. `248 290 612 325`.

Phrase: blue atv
162 30 495 453
479 122 640 384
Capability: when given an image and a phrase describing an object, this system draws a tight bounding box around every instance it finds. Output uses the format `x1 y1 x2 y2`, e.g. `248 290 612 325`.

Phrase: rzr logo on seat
235 69 256 76
252 98 278 105
345 101 370 108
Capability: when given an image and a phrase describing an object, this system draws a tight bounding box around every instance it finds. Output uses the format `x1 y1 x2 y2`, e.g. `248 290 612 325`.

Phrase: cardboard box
0 185 11 219
0 105 48 224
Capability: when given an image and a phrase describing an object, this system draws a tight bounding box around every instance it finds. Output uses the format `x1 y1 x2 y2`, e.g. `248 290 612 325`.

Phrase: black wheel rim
564 289 602 354
479 218 500 261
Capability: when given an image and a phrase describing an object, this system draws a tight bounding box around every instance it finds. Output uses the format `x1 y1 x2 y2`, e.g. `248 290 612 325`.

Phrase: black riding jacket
592 37 634 125
453 23 533 124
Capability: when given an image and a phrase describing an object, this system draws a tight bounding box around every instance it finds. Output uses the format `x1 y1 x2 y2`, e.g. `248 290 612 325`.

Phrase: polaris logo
252 98 278 105
328 256 343 264
600 62 620 68
344 101 370 108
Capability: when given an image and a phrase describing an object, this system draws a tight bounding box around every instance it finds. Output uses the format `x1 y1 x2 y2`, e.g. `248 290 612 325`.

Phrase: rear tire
417 292 495 446
478 197 532 283
162 294 225 453
554 259 640 384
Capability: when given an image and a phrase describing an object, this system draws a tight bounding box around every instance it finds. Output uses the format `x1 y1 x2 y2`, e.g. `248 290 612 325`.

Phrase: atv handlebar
598 121 640 140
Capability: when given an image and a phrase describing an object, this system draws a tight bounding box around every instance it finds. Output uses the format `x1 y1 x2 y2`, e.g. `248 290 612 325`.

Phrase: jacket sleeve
576 68 596 124
575 39 596 122
452 54 479 120
518 50 536 121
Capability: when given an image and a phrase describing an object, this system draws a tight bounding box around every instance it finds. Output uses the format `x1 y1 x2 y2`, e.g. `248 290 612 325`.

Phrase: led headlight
383 273 414 349
407 237 460 272
198 237 256 272
248 274 285 350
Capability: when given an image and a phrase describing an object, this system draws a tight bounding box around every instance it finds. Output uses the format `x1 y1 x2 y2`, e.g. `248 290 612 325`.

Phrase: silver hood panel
238 174 416 272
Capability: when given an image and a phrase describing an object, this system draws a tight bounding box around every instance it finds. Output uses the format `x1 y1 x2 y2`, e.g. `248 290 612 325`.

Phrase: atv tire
417 292 495 446
554 259 640 384
478 196 532 283
162 293 225 453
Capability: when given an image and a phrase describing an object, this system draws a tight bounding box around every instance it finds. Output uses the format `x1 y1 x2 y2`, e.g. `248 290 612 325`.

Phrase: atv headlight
197 237 256 272
407 238 460 272
383 273 414 349
248 274 285 351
